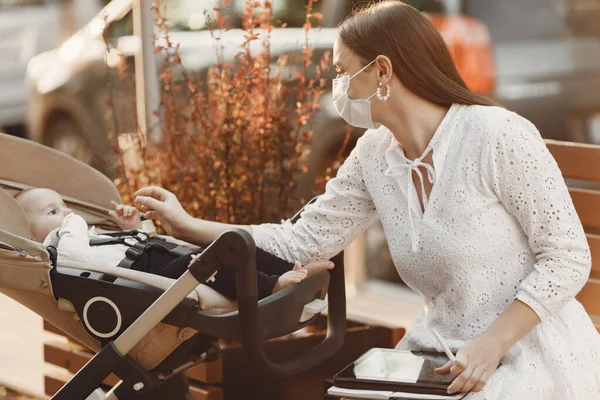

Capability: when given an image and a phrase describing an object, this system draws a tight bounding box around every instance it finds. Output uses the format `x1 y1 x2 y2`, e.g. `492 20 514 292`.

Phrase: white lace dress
252 104 600 399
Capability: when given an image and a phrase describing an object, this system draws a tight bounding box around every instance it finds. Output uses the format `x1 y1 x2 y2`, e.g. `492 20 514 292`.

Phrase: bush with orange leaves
104 0 347 229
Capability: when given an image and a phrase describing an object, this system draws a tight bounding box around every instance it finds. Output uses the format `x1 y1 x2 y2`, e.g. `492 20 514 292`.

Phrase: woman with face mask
134 1 600 398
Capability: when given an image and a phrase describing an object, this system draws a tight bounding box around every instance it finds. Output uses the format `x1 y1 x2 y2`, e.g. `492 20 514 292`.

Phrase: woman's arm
178 217 250 247
133 186 250 247
136 133 379 263
439 111 591 394
248 135 378 264
486 114 591 321
439 298 540 394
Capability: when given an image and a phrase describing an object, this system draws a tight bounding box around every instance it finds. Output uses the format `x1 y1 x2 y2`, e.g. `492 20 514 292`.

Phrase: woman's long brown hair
338 0 500 107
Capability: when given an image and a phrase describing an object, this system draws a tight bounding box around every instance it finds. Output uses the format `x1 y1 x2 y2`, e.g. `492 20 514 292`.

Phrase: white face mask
332 59 378 129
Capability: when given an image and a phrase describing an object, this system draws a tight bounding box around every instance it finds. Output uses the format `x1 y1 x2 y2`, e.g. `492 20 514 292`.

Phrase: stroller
0 133 346 399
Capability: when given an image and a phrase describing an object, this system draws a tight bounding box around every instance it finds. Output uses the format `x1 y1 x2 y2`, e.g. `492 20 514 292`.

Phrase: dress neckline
383 103 461 252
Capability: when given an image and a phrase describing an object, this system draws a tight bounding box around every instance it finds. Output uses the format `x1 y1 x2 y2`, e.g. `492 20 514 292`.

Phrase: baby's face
16 189 72 242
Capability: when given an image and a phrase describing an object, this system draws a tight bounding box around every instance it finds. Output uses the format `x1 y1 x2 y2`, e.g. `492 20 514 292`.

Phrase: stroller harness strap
49 229 193 272
89 231 192 271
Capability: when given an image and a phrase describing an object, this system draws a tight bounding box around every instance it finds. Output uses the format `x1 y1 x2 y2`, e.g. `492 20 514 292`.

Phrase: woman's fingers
135 195 166 213
450 352 468 376
435 360 454 375
144 211 158 220
448 362 473 394
134 186 171 201
110 201 119 211
472 370 491 392
458 366 486 393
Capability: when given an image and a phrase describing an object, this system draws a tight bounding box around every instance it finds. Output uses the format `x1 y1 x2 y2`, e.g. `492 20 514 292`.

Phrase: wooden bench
545 139 600 333
43 320 224 400
43 317 404 399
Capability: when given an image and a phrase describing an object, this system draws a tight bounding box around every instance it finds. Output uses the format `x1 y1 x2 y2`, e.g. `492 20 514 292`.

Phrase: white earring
376 82 391 101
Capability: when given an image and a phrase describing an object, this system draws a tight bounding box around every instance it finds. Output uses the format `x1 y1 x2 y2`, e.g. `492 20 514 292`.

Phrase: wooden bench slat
590 314 600 334
44 370 77 397
576 278 600 315
44 338 223 385
186 358 223 384
44 320 65 336
44 341 121 386
570 188 600 230
546 139 600 183
588 234 600 280
44 368 223 400
189 385 224 400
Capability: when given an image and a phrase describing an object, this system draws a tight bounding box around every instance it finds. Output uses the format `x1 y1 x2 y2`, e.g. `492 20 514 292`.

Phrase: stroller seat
0 133 346 400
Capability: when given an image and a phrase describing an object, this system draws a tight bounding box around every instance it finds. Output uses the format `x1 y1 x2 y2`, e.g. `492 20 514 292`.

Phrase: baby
15 188 334 299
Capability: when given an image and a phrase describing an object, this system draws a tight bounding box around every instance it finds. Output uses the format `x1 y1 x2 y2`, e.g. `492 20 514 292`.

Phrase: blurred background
1 0 600 396
10 0 600 284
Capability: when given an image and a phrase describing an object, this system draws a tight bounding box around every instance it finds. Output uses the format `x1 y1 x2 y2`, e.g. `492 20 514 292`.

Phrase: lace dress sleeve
251 134 378 264
485 112 591 321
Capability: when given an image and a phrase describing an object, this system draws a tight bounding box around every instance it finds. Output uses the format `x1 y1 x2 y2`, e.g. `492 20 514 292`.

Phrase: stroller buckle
125 246 142 260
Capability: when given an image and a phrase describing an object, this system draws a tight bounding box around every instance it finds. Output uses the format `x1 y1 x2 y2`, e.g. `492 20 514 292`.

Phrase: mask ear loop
349 58 377 80
349 59 379 101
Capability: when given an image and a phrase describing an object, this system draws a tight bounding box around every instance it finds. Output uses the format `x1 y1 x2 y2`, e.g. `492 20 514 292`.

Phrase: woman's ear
375 55 393 84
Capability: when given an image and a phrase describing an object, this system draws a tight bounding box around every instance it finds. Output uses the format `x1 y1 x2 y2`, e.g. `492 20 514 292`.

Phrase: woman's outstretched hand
434 332 507 394
134 186 191 238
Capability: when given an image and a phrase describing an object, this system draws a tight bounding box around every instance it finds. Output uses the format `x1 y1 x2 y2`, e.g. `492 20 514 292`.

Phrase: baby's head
14 188 72 242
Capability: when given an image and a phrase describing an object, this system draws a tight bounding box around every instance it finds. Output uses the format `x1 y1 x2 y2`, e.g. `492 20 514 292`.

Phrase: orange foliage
105 0 347 227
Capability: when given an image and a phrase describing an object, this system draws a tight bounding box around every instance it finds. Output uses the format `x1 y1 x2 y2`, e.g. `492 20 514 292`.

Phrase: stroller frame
50 229 346 400
0 133 347 400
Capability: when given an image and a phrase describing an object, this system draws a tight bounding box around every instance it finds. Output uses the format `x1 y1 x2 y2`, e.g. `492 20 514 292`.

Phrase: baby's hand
109 201 143 231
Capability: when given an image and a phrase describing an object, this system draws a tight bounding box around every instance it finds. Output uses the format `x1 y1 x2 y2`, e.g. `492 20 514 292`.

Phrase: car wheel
43 114 95 165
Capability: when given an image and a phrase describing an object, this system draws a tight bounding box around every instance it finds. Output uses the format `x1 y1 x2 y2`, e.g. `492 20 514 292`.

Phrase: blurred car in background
466 0 600 145
23 0 495 189
24 0 600 284
25 0 345 177
0 0 103 136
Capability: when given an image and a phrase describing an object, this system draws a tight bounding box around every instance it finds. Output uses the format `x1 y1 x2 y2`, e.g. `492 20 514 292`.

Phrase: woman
134 1 600 398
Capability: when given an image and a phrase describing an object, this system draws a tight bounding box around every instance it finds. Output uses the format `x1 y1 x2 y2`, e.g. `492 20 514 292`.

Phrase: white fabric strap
385 146 435 252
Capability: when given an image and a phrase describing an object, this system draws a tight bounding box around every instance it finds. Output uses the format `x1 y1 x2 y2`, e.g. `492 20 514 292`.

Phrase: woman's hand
435 332 508 394
133 186 192 238
108 201 142 230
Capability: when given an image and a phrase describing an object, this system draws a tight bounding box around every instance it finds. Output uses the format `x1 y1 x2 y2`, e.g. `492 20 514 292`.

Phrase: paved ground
0 296 45 398
0 386 38 399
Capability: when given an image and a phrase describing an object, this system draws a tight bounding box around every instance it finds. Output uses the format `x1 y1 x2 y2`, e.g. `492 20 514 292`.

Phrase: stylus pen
432 329 456 363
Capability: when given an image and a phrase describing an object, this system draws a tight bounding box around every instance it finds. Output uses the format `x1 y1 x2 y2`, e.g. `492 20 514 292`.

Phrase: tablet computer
333 348 457 397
